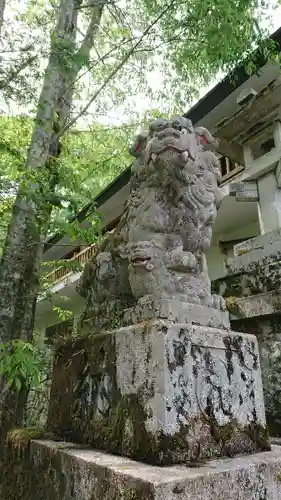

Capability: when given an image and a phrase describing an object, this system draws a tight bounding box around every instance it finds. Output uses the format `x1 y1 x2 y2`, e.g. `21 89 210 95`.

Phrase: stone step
2 439 281 499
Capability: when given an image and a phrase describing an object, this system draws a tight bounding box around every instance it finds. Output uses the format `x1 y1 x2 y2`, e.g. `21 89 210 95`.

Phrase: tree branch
0 44 34 55
74 4 104 71
57 35 139 106
58 0 176 137
0 54 37 91
76 0 115 8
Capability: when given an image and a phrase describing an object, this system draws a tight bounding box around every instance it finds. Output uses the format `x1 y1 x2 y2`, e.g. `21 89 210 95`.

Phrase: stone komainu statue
77 116 225 332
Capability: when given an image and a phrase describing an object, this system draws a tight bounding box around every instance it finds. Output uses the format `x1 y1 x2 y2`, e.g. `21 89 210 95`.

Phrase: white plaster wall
207 244 225 281
258 171 281 233
34 291 85 331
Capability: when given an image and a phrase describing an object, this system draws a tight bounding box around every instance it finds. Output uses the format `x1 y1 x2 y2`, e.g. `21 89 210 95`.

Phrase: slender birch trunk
0 0 6 37
0 0 103 450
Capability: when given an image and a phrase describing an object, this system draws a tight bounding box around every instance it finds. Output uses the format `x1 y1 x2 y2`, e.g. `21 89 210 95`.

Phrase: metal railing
43 244 96 286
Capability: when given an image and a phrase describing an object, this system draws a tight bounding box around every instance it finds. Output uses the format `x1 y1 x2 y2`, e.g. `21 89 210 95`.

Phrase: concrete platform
3 439 281 499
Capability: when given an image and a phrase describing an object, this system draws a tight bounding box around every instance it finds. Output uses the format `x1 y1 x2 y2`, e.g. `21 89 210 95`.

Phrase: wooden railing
43 244 96 286
219 156 245 184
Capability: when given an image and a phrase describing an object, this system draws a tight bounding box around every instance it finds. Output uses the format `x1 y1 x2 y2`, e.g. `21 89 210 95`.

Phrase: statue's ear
198 134 209 145
194 127 219 150
128 140 140 157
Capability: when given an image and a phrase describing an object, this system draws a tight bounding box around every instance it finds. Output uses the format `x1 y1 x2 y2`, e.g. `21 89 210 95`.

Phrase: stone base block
3 439 281 500
231 229 281 270
48 321 269 465
226 290 281 320
123 297 230 329
229 314 281 439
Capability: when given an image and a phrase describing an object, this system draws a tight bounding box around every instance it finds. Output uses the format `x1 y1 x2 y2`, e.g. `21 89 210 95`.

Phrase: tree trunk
0 0 83 451
0 0 6 36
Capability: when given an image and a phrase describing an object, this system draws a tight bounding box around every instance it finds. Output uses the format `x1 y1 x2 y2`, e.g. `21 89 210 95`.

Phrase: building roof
183 26 281 124
44 26 281 255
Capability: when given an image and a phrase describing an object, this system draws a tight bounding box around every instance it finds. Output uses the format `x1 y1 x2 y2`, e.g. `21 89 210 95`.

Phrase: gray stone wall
232 315 281 436
212 229 281 437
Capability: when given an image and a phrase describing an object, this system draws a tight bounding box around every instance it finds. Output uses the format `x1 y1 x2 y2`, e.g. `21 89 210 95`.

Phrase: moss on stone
48 325 271 466
89 384 270 465
233 313 281 438
89 390 193 465
213 251 281 302
90 392 154 462
7 427 46 451
2 437 155 500
122 486 154 500
225 296 240 313
1 429 59 499
247 422 271 451
205 413 271 456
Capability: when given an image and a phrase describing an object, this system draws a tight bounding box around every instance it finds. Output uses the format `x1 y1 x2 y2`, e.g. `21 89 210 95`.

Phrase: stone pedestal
42 116 272 492
123 298 230 329
3 439 281 500
47 320 269 465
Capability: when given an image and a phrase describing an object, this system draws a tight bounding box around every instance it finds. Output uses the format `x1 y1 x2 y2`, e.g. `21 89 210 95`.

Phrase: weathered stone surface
45 116 272 479
232 315 281 437
211 228 281 437
230 229 281 272
224 291 281 320
212 230 281 301
123 297 230 329
47 321 269 465
77 116 226 334
2 439 281 500
214 77 281 144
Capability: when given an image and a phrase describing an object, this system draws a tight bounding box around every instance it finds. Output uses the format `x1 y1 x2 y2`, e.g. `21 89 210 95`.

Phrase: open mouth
149 146 189 164
157 128 181 140
131 256 151 266
151 139 187 153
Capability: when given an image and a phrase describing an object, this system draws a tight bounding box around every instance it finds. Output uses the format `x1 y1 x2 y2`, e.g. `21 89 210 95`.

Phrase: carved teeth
132 260 148 266
131 256 151 267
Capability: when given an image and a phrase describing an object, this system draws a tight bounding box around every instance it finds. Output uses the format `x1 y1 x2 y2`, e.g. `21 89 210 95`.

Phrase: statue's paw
169 250 196 270
96 252 115 280
186 295 201 305
182 251 197 269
